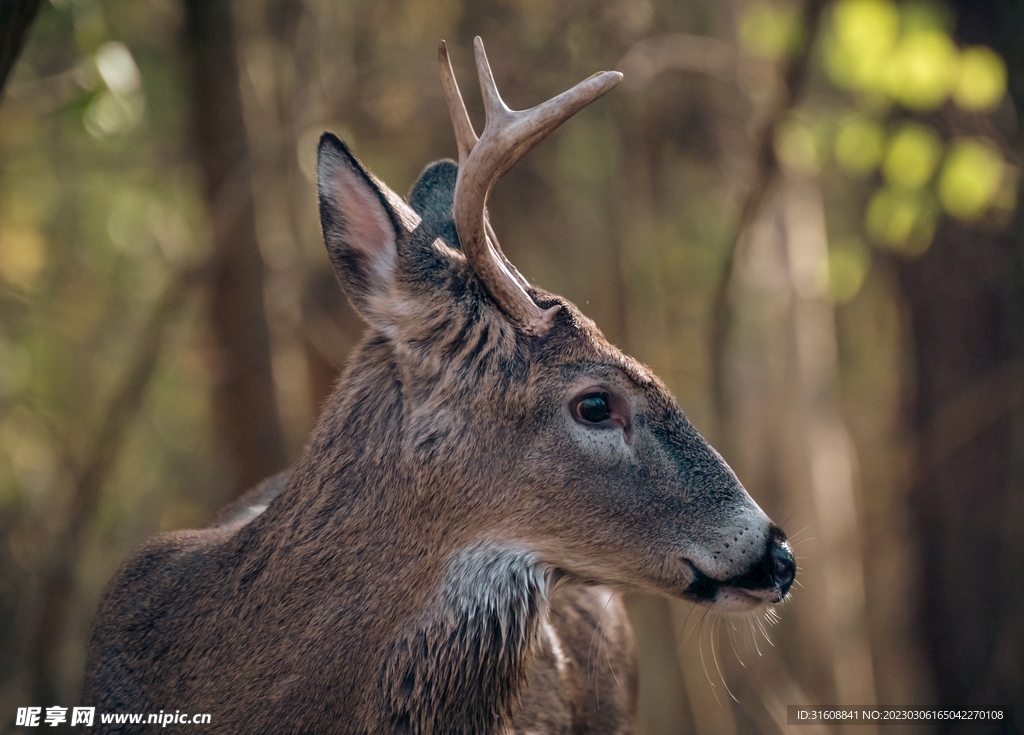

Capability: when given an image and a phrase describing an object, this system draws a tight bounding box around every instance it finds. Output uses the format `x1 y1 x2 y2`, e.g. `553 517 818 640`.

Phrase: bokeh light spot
938 138 1004 220
833 0 899 57
0 224 47 287
888 31 958 110
953 46 1007 112
827 235 872 302
834 115 885 175
865 186 935 255
95 41 142 94
739 2 804 58
775 118 821 173
883 123 942 189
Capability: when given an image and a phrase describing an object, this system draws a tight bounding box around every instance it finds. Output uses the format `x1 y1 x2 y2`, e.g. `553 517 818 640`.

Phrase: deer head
314 37 794 611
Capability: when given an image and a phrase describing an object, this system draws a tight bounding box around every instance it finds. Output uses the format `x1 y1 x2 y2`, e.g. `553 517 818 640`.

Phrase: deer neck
274 339 547 731
372 542 550 735
280 337 416 525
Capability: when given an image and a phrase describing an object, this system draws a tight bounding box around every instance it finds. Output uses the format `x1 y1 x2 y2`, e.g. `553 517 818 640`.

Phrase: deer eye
574 393 612 425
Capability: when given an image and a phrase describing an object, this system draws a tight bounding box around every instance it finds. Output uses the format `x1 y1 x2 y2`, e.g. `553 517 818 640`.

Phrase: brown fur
83 134 792 734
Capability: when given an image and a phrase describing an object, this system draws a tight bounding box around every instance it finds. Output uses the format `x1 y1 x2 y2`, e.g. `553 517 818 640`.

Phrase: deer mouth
682 538 796 612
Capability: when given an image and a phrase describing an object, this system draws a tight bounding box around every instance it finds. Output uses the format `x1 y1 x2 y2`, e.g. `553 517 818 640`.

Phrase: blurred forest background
1 0 1022 732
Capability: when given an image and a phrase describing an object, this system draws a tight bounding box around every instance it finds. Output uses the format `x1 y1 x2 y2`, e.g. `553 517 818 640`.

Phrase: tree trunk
896 221 1023 719
899 0 1024 722
0 0 42 96
182 0 286 497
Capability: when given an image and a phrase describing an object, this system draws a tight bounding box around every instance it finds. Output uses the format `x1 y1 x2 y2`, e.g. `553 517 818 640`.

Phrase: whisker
711 619 740 703
727 619 746 668
676 601 704 650
749 615 764 657
756 614 775 647
600 597 622 695
587 612 600 686
697 618 724 708
785 524 813 542
684 602 701 644
586 589 620 707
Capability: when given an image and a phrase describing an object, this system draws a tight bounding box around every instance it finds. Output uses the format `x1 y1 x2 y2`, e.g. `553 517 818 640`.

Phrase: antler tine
452 36 623 335
438 41 478 166
470 37 622 184
440 40 530 291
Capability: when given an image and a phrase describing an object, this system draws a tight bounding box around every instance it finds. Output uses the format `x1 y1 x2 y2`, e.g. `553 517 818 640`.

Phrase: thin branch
709 0 828 436
29 264 208 705
617 33 737 90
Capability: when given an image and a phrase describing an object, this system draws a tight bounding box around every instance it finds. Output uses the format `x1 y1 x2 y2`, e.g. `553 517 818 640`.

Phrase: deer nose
769 539 796 595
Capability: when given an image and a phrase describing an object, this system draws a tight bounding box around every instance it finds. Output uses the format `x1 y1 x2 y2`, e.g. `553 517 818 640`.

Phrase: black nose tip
770 541 796 595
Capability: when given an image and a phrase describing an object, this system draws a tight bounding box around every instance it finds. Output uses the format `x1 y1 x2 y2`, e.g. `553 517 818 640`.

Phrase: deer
84 38 796 734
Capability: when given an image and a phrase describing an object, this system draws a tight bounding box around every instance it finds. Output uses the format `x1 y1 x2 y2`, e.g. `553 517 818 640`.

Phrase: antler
438 37 622 335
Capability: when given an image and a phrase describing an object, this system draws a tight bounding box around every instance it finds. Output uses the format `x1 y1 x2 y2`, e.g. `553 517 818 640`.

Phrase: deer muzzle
685 525 796 610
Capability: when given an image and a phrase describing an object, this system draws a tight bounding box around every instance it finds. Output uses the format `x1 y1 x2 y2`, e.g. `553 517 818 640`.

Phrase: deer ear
317 133 420 324
407 159 460 250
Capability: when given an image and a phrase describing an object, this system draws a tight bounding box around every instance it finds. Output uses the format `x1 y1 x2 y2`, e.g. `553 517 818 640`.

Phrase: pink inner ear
323 162 397 269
